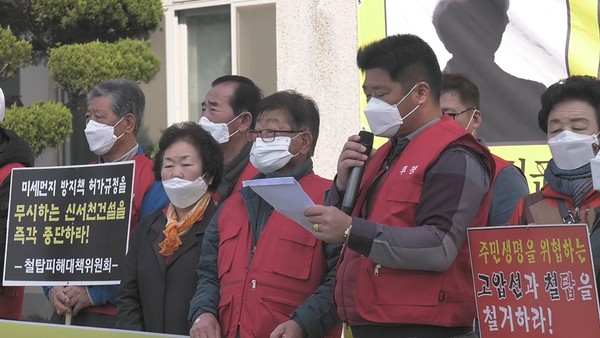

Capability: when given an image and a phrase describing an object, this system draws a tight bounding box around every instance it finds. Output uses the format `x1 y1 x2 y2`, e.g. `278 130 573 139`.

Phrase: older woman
510 75 600 280
116 121 223 335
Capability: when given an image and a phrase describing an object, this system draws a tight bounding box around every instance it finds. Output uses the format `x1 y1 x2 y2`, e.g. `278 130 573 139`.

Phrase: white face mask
198 115 241 144
84 116 126 156
162 174 208 208
250 136 299 173
364 83 419 137
0 87 5 123
548 130 598 170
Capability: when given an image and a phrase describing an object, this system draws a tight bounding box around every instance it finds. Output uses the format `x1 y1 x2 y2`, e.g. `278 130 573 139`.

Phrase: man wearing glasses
441 72 530 226
189 91 342 338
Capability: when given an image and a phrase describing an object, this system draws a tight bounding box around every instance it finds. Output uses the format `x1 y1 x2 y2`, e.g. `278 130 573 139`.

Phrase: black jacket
0 128 34 282
117 201 217 335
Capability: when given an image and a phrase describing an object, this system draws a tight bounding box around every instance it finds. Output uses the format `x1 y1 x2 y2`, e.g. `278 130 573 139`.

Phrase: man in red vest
189 91 341 338
198 75 262 204
305 34 495 337
44 79 168 328
0 87 35 320
440 72 529 226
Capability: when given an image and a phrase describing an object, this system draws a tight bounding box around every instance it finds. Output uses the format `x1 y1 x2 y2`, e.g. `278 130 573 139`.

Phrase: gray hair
87 79 145 134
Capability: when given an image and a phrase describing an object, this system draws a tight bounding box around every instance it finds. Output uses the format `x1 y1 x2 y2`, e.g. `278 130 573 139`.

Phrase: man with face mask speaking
304 34 495 338
198 75 262 203
189 91 341 338
441 72 530 226
44 79 169 328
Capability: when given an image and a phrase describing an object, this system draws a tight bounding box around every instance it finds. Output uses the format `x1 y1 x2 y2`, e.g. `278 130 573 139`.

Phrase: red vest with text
0 163 26 320
336 116 494 327
217 173 341 338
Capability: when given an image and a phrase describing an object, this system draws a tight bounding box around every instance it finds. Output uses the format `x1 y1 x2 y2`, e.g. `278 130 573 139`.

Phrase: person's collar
243 159 313 200
99 143 139 163
224 142 252 173
397 116 440 142
216 142 252 199
263 158 313 181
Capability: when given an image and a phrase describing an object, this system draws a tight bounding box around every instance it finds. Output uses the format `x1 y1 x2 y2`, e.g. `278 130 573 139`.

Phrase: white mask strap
393 83 419 107
465 109 477 131
401 104 420 121
226 112 245 126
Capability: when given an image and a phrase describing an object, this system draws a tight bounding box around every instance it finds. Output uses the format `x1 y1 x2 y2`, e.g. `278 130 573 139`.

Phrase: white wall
276 0 359 179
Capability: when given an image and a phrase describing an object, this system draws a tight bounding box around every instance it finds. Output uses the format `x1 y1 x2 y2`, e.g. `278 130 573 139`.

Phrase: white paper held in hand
242 177 317 234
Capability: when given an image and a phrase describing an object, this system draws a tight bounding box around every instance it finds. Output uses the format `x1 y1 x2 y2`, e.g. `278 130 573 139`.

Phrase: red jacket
510 183 600 226
129 153 156 234
336 116 493 327
217 173 340 338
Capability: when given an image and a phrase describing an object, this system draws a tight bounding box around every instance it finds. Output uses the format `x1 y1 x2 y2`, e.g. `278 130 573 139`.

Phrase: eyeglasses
444 107 478 120
246 129 304 142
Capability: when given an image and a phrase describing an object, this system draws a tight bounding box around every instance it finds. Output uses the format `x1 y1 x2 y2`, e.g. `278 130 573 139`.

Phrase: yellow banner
567 0 600 76
0 319 185 338
489 144 551 193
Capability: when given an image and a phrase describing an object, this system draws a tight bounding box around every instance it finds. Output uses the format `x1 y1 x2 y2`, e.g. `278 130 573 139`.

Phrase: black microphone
342 130 374 215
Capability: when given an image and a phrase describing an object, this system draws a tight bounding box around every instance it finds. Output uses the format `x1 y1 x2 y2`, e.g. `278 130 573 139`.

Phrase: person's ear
237 112 252 132
414 82 430 105
123 113 136 134
472 109 482 130
293 132 313 155
204 174 214 185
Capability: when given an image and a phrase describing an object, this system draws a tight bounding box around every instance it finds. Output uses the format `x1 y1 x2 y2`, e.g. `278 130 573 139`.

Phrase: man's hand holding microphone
305 131 374 243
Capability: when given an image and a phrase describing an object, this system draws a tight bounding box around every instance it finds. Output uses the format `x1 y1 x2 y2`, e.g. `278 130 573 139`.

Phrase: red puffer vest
336 115 494 327
217 173 341 338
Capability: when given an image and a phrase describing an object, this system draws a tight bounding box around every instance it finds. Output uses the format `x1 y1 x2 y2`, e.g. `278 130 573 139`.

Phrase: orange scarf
159 193 212 256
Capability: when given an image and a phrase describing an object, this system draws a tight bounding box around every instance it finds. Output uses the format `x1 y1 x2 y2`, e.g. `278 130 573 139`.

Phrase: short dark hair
538 75 600 133
153 121 224 192
257 90 320 156
441 72 480 108
211 75 263 127
87 79 145 134
357 34 442 101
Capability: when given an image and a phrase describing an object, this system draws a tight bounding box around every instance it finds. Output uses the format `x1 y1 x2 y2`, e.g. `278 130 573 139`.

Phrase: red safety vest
0 163 26 320
217 173 341 338
336 116 494 327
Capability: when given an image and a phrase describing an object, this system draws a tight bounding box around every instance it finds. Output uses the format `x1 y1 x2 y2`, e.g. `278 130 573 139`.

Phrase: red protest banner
468 224 600 337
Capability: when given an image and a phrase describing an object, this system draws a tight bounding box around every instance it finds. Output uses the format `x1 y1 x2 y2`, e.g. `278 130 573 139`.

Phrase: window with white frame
165 0 276 124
